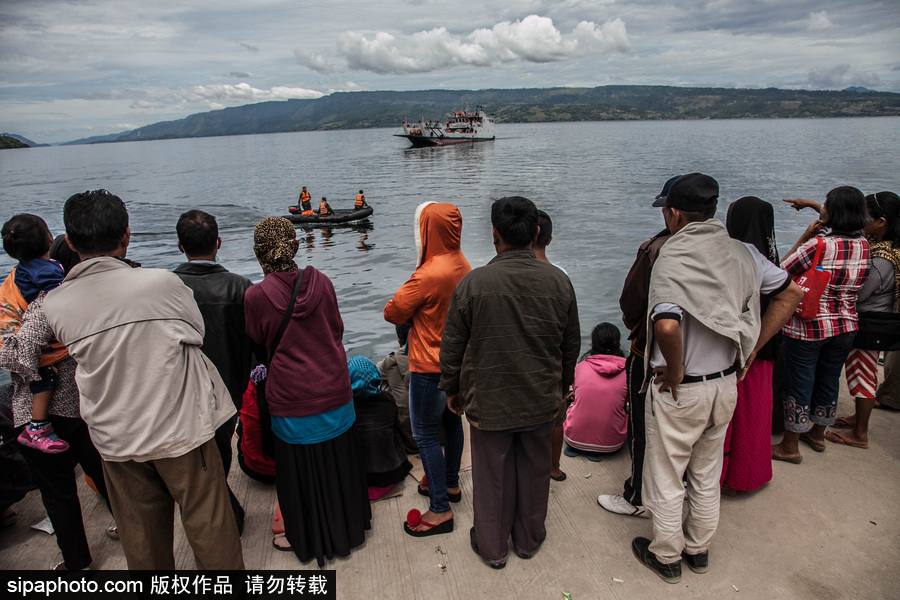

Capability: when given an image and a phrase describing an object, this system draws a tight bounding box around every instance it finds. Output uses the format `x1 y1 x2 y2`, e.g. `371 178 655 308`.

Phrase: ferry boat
395 105 495 147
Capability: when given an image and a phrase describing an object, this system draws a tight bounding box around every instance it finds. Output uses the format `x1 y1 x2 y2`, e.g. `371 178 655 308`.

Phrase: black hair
395 323 411 347
1 214 52 261
866 191 900 243
823 186 867 233
63 189 129 255
535 210 552 247
491 196 538 248
584 322 624 359
176 210 218 257
675 206 717 223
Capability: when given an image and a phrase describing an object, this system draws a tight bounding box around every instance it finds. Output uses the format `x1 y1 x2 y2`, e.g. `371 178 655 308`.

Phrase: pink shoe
18 423 69 453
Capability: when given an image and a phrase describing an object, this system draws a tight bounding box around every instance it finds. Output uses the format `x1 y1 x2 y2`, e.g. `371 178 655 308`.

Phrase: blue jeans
409 372 463 514
782 332 855 433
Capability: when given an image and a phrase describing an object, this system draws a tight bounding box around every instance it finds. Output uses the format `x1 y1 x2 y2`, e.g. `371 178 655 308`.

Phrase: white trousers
642 374 737 564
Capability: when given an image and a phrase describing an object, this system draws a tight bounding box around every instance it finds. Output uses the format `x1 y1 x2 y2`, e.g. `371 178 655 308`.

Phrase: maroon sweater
244 267 352 418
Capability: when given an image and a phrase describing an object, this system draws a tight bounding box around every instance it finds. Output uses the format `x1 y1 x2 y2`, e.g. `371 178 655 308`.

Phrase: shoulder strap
812 236 825 267
268 267 304 365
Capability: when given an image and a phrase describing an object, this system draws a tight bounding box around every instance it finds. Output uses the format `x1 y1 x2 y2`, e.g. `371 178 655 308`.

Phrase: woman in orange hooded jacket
384 202 470 536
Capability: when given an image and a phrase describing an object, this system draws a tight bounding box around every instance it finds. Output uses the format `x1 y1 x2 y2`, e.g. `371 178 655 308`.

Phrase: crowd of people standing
0 178 896 581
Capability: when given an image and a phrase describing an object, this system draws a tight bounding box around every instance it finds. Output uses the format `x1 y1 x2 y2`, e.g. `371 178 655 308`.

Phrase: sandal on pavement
417 484 461 503
403 509 454 537
798 432 825 452
825 430 869 449
771 445 802 464
832 416 854 429
272 533 292 551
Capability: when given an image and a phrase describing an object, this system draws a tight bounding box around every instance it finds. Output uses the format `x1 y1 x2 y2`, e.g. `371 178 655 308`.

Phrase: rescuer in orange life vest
298 187 312 212
355 190 369 209
319 197 334 216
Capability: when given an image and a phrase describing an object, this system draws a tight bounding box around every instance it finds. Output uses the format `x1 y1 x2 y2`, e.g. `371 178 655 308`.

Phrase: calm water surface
1 117 898 370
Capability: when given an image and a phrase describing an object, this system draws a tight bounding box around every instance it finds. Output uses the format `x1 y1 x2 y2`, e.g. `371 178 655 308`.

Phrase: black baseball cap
651 173 719 211
653 175 682 204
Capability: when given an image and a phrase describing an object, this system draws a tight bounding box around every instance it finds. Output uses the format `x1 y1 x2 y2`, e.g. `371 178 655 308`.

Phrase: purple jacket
244 267 352 419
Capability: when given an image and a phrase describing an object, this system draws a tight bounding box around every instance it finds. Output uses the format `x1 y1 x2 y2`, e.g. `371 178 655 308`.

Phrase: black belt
680 365 736 384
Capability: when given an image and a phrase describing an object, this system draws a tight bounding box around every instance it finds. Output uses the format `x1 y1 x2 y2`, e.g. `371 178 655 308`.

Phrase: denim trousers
409 372 463 514
782 331 855 433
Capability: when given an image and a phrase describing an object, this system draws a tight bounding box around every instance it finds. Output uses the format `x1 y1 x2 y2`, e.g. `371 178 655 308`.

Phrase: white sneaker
598 494 649 519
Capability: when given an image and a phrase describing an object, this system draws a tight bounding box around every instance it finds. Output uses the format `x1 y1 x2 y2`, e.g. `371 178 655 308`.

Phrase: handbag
792 237 831 319
256 268 305 459
853 311 900 351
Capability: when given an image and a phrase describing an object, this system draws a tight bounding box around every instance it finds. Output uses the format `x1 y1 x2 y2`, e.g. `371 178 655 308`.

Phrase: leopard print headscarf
253 217 299 274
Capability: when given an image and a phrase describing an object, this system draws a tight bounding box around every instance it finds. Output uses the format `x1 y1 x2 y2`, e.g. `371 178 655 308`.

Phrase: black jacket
174 262 256 409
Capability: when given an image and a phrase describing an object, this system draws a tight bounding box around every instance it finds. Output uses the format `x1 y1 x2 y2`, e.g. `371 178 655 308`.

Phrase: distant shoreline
34 85 898 147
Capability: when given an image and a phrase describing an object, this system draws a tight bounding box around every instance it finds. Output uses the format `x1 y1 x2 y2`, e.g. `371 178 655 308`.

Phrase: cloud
81 83 324 110
807 11 835 33
293 50 332 74
807 64 880 89
228 71 251 78
238 42 259 54
303 15 631 75
176 83 323 103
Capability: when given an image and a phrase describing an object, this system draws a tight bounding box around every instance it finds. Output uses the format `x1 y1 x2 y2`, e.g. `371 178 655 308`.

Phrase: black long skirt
274 425 372 567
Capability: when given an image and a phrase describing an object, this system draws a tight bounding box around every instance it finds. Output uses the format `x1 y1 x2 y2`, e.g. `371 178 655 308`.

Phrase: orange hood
415 202 463 268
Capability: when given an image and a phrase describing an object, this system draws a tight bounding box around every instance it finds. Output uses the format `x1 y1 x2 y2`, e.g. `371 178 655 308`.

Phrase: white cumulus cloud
174 83 324 103
807 11 835 33
301 15 632 75
294 50 333 74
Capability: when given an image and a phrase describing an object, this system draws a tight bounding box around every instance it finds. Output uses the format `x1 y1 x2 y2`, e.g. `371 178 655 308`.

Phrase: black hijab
726 195 781 361
726 196 779 265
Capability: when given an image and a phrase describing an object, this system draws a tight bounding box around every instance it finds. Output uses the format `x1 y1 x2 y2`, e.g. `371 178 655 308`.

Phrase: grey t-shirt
857 257 894 313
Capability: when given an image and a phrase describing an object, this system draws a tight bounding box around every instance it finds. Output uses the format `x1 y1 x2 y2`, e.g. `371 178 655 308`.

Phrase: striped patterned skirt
845 348 880 399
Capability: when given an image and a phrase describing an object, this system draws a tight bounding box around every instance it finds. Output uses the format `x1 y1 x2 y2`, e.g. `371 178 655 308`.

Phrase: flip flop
417 485 462 503
832 416 854 429
272 533 292 551
551 471 567 482
771 445 802 464
825 430 869 449
403 509 454 537
798 432 825 452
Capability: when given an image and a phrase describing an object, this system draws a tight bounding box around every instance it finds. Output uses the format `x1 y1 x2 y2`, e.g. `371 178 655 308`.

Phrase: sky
1 0 898 144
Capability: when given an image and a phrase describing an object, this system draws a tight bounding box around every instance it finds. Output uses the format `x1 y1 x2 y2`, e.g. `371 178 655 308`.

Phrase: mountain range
20 85 900 146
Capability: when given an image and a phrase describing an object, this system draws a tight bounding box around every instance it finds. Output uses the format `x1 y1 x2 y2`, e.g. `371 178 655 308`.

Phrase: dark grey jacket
174 262 255 409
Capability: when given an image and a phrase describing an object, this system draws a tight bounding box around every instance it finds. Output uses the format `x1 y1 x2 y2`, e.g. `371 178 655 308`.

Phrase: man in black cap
632 173 801 583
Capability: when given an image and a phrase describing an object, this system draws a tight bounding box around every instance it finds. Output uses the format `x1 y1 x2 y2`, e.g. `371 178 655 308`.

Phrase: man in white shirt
634 174 802 583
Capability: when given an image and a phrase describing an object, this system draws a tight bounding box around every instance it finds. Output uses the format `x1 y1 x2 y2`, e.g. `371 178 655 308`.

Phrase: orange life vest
355 193 366 209
300 190 310 202
319 201 330 215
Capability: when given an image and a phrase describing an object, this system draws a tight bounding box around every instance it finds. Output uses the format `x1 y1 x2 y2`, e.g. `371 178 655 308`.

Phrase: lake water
1 117 899 374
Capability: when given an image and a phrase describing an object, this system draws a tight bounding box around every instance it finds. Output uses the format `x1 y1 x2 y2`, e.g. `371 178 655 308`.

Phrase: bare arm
783 220 826 263
739 280 803 380
652 317 684 400
783 198 822 213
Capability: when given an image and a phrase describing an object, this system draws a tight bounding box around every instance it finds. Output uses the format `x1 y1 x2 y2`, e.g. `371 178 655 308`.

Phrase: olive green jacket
439 248 581 431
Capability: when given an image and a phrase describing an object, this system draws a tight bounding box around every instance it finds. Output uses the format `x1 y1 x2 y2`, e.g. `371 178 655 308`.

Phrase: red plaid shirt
783 235 869 341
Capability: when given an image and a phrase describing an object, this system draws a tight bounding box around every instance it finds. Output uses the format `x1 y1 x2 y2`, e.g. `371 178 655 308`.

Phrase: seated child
563 323 628 458
347 355 411 499
1 214 69 453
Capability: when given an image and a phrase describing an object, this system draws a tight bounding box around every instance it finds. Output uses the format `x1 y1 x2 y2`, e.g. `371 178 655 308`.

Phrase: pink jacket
563 354 627 452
